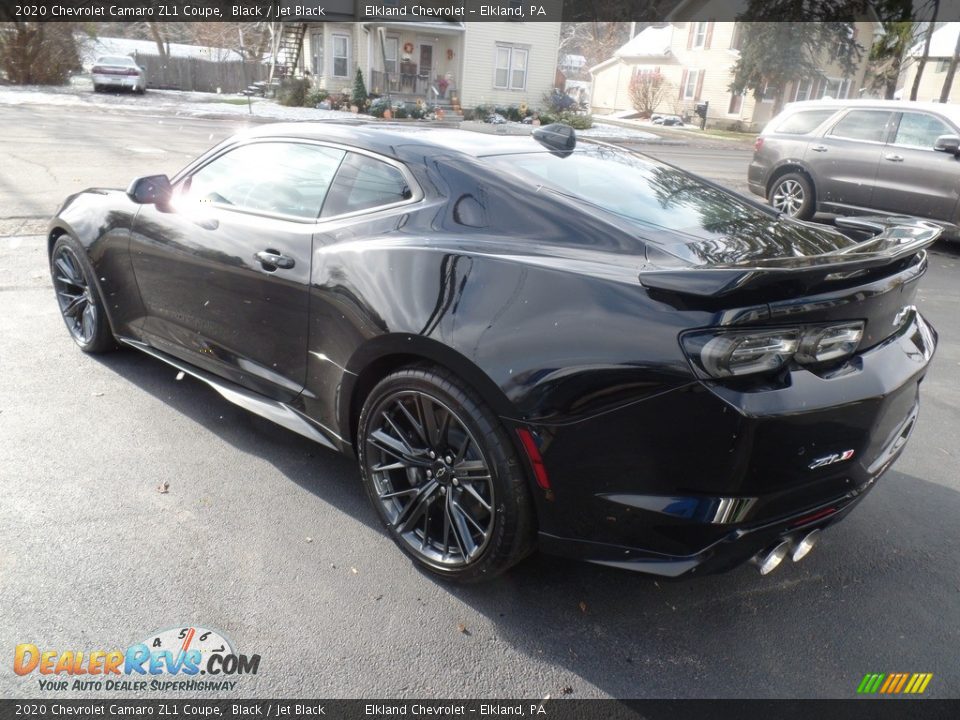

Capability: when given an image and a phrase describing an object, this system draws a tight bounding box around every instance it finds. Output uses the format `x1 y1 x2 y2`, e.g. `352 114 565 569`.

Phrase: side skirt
118 337 341 452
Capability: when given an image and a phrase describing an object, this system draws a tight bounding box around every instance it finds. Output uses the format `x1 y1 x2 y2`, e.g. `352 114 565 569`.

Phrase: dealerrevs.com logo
14 626 260 692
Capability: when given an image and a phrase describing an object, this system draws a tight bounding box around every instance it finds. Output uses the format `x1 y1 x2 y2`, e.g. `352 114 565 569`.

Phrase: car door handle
884 153 904 162
255 250 295 270
194 217 219 230
811 145 828 152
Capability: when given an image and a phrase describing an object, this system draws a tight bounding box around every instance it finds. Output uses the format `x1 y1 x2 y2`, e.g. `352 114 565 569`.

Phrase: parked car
91 55 147 94
48 122 937 582
749 99 960 236
654 115 685 126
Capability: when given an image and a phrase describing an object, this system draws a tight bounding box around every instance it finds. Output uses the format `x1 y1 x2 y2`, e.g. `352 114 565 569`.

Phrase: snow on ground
0 81 663 141
0 79 356 122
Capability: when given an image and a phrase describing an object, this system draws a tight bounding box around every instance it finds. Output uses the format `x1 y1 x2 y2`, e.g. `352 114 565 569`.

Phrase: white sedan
92 56 147 94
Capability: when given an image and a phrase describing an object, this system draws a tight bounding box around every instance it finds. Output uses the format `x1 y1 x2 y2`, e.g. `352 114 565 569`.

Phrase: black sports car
48 121 938 582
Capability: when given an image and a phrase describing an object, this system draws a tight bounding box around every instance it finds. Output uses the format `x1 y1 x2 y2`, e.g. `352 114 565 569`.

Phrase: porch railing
370 69 453 100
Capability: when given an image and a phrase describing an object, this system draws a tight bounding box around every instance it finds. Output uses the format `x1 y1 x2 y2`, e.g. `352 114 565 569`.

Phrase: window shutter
680 69 688 98
687 23 695 50
694 70 704 100
705 22 714 50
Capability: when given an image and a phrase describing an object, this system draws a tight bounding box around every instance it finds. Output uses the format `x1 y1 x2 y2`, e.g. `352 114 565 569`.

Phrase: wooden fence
133 53 269 94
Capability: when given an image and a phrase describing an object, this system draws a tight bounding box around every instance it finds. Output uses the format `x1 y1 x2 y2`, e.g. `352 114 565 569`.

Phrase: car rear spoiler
637 218 940 298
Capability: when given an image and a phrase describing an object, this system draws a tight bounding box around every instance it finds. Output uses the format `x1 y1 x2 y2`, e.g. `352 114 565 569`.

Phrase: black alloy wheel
358 367 535 582
50 236 115 353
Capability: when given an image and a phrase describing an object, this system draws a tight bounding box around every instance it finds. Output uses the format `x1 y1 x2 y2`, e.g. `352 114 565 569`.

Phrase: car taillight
92 66 106 74
681 322 864 379
754 137 764 153
124 68 140 76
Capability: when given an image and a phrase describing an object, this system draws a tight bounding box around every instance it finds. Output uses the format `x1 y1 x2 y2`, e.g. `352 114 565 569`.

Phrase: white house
897 23 960 102
298 21 561 110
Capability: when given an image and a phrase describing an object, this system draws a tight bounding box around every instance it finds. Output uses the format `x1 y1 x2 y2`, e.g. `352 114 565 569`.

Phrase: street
1 103 958 700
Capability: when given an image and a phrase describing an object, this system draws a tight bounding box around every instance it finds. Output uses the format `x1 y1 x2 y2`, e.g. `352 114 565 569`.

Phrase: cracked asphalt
0 102 958 700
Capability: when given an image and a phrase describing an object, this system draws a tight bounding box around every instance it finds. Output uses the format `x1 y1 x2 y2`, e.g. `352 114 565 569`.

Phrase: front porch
364 22 465 105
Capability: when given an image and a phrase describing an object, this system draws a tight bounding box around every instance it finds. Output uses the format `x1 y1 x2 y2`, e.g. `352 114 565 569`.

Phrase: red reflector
516 428 551 490
789 506 836 527
754 136 764 153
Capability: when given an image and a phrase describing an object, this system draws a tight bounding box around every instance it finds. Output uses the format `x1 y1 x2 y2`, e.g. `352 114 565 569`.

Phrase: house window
383 36 399 77
937 59 950 72
332 34 350 78
727 91 743 114
495 45 528 90
759 81 778 103
693 22 708 48
310 31 323 76
793 77 812 102
682 69 700 99
823 77 850 99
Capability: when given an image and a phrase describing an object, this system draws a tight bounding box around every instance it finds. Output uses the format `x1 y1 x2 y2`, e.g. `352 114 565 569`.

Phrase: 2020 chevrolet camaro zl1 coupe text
48 122 938 582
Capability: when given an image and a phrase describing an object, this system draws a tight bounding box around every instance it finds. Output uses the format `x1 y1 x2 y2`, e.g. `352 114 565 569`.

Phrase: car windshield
485 145 772 235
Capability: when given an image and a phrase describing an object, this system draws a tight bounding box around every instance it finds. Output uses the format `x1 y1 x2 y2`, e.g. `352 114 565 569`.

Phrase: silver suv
748 100 960 236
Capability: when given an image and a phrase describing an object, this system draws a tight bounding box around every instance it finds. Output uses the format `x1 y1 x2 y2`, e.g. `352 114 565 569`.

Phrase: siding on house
458 22 562 109
898 58 960 103
591 21 875 131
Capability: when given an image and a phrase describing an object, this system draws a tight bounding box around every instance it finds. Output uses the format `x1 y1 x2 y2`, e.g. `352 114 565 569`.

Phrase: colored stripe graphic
857 673 932 694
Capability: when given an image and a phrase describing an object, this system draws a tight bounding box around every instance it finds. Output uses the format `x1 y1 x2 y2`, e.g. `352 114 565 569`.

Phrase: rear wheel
769 172 815 220
357 366 535 582
50 235 115 353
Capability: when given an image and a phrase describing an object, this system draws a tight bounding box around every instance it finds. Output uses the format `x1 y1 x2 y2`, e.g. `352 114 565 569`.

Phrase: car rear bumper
93 73 141 88
747 161 767 197
527 310 936 576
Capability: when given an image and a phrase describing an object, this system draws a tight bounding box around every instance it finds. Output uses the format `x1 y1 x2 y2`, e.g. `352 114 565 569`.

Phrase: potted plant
437 75 449 99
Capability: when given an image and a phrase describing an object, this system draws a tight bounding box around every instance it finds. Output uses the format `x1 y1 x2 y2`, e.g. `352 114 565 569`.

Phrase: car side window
828 110 893 143
894 113 953 149
321 152 412 218
180 142 346 219
774 109 837 135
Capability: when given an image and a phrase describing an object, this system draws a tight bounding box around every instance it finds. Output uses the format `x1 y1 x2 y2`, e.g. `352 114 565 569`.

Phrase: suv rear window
829 110 893 143
774 109 837 135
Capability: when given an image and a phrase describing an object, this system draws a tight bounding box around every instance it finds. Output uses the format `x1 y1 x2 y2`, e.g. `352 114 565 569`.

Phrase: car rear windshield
773 109 837 135
97 57 134 65
484 146 773 234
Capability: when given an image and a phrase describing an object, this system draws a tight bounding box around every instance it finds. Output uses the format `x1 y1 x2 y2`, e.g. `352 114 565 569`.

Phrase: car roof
238 121 553 161
782 98 960 124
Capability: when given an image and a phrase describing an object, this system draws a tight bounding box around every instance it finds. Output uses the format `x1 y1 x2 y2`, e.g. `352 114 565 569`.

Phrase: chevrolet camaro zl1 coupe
48 121 938 582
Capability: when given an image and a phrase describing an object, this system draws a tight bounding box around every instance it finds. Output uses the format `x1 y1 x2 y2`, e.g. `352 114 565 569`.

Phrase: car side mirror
934 134 960 156
127 175 172 205
533 123 576 157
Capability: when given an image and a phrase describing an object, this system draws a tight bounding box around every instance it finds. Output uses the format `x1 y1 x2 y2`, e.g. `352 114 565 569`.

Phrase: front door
129 140 346 402
418 43 434 84
807 108 892 209
872 110 960 221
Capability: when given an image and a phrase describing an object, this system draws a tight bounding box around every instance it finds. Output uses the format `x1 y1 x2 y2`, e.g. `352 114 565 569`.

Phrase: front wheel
357 366 535 582
50 235 115 353
769 172 815 220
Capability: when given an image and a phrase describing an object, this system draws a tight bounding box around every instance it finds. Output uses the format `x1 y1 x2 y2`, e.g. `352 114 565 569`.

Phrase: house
897 23 960 102
590 21 876 131
286 16 560 112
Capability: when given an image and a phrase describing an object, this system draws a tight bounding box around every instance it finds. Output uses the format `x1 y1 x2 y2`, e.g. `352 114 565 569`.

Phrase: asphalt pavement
0 102 958 700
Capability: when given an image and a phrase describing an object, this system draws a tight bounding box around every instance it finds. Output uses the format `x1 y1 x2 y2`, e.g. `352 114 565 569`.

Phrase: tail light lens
682 322 864 379
124 68 140 76
92 66 106 74
754 136 764 153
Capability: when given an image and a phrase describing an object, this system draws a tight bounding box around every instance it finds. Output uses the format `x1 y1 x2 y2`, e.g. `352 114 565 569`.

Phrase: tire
357 366 536 583
93 84 101 93
50 235 116 354
768 172 815 220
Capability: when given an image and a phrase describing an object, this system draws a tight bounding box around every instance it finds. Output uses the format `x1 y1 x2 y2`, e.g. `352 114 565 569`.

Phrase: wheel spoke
394 480 439 534
379 487 418 500
451 498 487 536
460 481 492 512
61 294 86 318
54 256 83 288
448 494 477 558
395 399 428 447
444 494 468 558
367 429 428 467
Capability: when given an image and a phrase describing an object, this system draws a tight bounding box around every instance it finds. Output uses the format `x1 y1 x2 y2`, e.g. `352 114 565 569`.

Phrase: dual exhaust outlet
752 529 821 576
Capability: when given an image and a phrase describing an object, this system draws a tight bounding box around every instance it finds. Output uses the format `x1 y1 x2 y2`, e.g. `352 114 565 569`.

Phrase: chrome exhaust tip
791 529 821 562
752 540 790 576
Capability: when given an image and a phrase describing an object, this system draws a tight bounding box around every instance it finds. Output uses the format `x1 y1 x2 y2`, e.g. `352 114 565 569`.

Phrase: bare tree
628 70 671 117
558 22 632 71
910 8 940 100
939 27 960 102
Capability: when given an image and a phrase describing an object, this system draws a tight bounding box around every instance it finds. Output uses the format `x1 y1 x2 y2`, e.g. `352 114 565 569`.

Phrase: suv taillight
754 137 764 153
